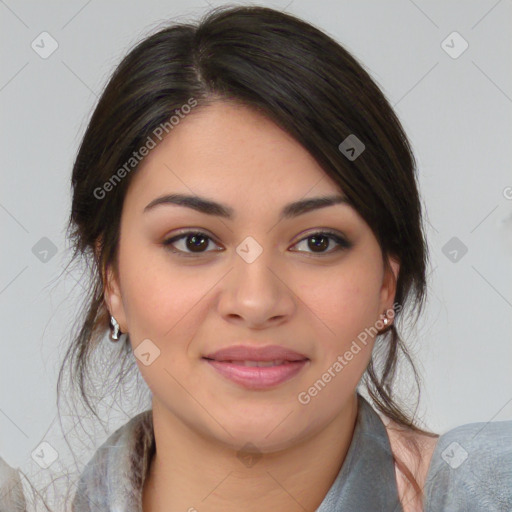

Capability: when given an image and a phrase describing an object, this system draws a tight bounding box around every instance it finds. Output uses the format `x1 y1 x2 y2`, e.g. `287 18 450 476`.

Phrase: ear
95 239 128 333
380 254 400 313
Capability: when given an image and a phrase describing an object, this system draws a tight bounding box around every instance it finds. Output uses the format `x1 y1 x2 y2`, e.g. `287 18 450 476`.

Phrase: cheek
293 261 382 421
298 257 383 348
117 237 213 343
118 243 217 395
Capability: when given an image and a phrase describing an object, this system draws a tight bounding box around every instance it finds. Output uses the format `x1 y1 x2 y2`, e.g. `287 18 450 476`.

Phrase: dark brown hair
54 4 437 509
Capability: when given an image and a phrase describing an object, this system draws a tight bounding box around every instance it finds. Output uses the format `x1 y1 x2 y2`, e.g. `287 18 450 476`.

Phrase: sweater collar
316 393 403 511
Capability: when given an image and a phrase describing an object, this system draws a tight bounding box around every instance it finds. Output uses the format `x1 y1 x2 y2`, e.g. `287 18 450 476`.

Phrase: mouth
203 344 309 363
203 359 301 367
202 354 309 390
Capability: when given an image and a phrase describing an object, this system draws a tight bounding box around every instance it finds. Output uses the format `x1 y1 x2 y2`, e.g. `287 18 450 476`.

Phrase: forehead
125 101 346 214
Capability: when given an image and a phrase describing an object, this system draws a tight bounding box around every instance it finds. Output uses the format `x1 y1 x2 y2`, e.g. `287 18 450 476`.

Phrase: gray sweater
2 394 511 511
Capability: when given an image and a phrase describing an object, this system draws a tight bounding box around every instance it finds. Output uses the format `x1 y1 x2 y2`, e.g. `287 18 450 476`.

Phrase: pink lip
204 360 309 390
203 344 308 362
202 344 309 390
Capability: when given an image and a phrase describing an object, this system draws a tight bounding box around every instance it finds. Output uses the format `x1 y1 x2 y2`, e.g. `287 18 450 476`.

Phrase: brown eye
162 231 222 256
292 231 352 255
307 234 330 252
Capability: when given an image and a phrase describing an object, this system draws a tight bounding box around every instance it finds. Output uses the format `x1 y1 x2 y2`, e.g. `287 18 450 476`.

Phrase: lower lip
204 359 309 390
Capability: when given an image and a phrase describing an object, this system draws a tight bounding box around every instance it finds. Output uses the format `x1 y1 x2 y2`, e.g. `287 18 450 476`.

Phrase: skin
104 100 412 511
387 422 439 512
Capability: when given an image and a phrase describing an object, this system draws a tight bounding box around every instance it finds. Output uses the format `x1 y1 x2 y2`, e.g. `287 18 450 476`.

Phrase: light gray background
1 0 511 489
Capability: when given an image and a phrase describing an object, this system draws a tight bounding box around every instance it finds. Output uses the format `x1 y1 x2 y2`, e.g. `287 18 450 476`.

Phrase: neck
142 394 358 512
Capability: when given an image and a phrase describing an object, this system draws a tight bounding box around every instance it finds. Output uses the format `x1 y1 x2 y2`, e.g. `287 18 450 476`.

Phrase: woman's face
105 101 399 452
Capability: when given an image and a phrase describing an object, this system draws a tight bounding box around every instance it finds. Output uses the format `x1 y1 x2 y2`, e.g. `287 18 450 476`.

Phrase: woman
2 4 510 512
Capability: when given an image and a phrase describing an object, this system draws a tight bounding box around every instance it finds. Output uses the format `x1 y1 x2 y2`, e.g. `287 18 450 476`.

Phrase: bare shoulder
382 417 440 512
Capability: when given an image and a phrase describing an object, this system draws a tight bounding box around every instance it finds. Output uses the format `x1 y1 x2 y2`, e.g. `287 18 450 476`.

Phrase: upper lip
203 344 309 362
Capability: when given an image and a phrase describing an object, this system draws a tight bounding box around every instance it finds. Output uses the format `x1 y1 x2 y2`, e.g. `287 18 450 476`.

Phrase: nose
216 243 296 329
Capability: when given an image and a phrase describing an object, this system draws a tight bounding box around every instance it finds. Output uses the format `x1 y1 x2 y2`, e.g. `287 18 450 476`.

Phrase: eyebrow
143 193 351 220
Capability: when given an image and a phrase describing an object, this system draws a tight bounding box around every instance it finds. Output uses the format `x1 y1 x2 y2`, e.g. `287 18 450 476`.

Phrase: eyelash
162 230 352 257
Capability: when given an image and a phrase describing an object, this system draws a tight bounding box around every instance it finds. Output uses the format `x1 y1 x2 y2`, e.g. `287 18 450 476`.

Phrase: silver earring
383 315 389 325
110 315 121 342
